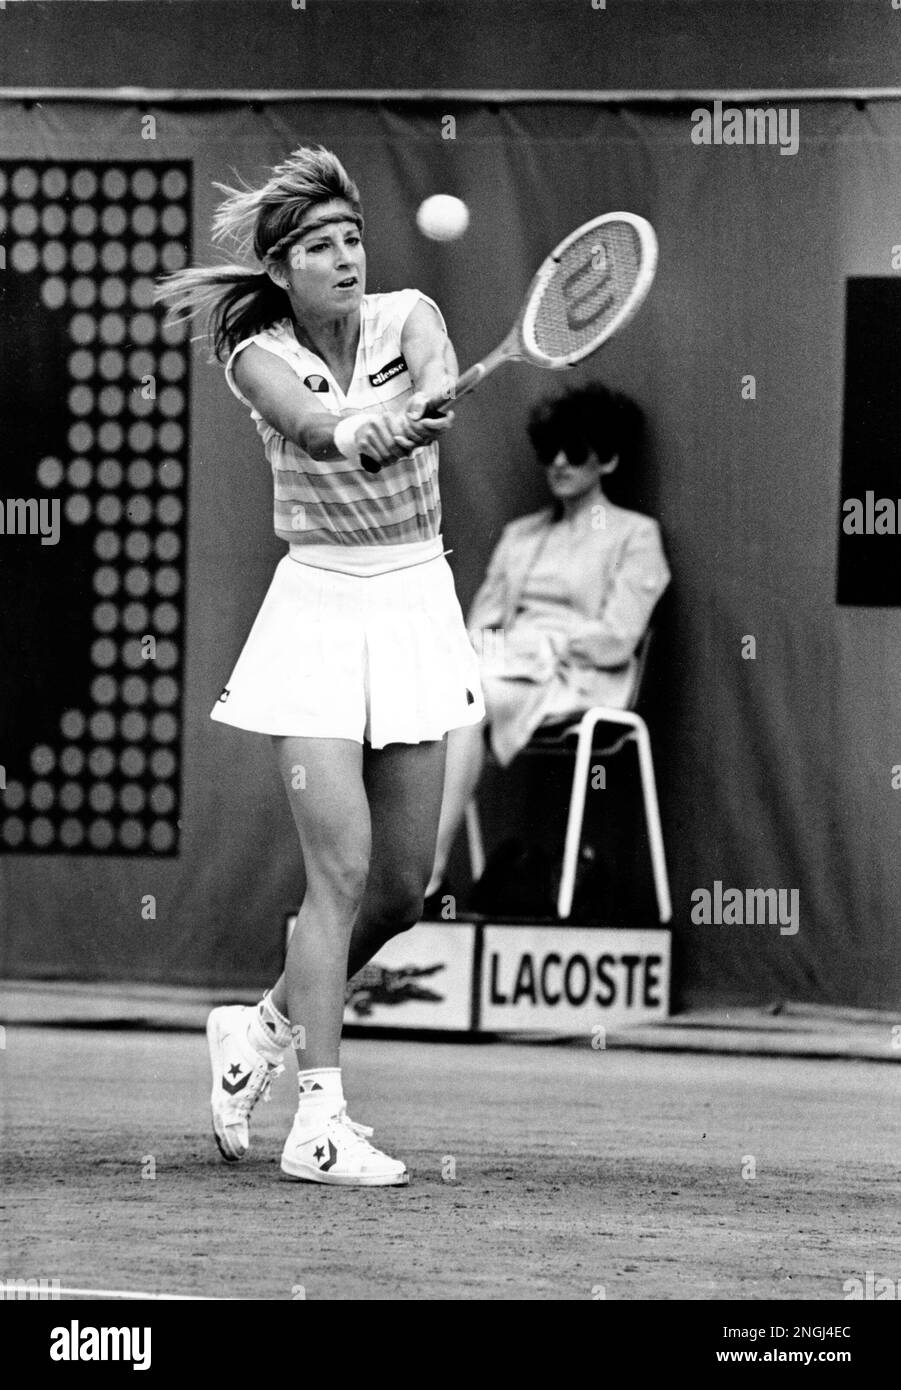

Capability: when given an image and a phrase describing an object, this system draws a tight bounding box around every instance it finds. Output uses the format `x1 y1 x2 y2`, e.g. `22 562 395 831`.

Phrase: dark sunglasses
536 452 592 468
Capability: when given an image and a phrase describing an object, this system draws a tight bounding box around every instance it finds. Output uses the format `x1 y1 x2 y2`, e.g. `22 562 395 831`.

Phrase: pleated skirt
210 545 486 747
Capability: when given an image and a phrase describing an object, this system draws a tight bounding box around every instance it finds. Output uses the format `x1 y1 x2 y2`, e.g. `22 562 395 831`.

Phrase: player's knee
371 876 427 934
311 849 371 915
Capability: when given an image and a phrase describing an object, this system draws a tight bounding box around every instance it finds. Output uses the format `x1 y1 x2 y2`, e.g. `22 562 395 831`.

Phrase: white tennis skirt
210 540 486 747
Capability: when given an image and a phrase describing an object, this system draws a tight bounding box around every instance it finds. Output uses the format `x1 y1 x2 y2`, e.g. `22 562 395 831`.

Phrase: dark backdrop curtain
2 99 900 1007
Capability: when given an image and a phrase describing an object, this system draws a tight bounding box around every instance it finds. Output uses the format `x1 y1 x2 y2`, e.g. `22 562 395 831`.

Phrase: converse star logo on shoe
317 1140 338 1172
222 1069 251 1095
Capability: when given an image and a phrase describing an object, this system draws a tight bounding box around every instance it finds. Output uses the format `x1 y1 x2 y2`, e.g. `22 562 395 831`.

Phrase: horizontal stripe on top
225 289 444 549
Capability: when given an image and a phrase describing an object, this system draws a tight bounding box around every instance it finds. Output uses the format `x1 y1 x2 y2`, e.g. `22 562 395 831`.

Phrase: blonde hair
154 145 363 360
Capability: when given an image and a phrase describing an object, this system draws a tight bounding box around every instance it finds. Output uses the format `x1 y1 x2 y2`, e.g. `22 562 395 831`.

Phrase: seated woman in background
423 381 671 909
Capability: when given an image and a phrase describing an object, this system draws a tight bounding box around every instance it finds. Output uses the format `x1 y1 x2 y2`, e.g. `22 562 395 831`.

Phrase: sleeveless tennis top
225 289 444 548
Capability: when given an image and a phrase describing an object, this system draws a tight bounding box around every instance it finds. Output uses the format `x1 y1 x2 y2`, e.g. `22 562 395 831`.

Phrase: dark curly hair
527 382 643 468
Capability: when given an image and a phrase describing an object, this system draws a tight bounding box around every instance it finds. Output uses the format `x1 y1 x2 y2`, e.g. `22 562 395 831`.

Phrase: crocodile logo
345 962 446 1018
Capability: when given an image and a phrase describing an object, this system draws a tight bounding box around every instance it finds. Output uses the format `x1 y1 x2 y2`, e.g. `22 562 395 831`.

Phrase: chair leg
632 719 672 923
464 799 486 884
557 718 598 919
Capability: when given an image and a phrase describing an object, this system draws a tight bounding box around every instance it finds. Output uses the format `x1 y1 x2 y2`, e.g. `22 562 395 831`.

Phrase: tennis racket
361 211 658 472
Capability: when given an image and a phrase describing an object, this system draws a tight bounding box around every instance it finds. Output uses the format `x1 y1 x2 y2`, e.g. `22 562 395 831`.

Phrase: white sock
247 992 291 1063
294 1068 344 1133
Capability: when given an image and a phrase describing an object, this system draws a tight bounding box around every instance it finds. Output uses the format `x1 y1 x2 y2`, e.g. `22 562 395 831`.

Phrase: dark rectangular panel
0 1 894 96
0 160 191 854
836 277 901 607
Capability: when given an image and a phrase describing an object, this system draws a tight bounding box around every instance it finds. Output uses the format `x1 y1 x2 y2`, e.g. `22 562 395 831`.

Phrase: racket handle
423 362 487 415
360 394 453 474
360 364 488 473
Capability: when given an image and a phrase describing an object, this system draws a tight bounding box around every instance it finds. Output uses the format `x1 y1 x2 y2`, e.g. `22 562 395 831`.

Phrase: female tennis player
156 146 485 1186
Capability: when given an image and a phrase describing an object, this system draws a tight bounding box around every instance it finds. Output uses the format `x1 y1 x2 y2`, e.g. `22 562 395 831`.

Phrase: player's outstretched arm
400 300 458 445
232 345 411 465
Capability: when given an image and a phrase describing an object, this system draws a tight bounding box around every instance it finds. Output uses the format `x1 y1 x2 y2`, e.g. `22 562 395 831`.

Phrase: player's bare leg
272 736 372 1065
424 719 485 896
206 735 367 1161
350 736 448 965
267 736 447 992
272 735 447 1185
267 738 446 1132
212 733 450 1167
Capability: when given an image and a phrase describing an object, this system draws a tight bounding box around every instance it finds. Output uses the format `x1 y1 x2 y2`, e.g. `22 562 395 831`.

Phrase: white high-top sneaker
206 1005 283 1162
207 1005 375 1161
280 1111 409 1187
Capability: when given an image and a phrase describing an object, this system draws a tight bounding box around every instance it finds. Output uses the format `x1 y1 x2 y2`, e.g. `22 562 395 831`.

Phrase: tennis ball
416 194 470 242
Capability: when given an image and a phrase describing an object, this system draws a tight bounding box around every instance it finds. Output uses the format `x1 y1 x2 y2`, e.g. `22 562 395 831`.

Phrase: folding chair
464 629 672 923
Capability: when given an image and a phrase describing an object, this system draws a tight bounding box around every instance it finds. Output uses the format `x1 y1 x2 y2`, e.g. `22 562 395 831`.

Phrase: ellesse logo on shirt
369 356 408 388
303 375 330 393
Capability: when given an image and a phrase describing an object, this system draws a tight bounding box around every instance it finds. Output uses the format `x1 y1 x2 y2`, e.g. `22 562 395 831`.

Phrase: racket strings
530 221 643 363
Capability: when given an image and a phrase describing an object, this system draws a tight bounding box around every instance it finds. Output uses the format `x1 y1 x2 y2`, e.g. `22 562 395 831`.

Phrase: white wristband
333 413 376 460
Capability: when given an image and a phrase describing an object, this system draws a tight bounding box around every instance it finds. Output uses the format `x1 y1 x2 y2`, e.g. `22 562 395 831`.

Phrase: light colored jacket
467 496 671 763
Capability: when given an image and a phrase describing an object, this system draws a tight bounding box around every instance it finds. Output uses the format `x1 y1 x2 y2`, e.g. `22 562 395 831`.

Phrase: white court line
51 1287 233 1301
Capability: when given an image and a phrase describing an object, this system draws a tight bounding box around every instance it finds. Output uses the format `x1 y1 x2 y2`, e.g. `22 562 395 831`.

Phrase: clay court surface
1 1027 898 1301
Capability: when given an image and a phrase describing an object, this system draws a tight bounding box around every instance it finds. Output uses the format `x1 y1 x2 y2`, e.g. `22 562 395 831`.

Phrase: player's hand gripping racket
361 211 658 472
